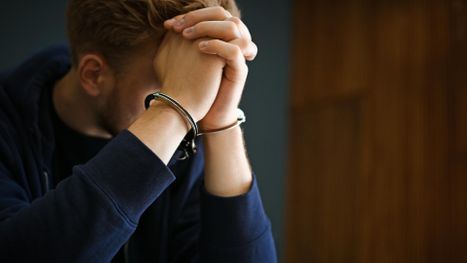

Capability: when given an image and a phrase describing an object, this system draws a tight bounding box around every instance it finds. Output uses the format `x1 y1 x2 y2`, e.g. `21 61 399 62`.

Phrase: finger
244 41 258 61
164 14 185 29
183 20 241 41
199 40 248 81
221 37 258 61
171 6 232 32
225 17 257 60
226 16 252 41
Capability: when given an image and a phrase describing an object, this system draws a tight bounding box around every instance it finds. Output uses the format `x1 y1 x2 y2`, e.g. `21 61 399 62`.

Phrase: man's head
64 0 239 136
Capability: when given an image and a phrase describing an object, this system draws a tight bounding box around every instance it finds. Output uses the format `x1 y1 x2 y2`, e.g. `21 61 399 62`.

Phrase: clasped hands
153 6 258 132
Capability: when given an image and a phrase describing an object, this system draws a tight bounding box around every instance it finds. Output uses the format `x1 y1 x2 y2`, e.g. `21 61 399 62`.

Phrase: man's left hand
164 6 258 130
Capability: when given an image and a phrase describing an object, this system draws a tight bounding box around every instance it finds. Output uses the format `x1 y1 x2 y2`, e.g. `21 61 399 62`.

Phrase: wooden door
286 0 467 262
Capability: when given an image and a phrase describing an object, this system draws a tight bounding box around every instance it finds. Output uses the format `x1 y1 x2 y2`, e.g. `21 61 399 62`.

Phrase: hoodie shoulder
0 45 70 87
0 44 71 133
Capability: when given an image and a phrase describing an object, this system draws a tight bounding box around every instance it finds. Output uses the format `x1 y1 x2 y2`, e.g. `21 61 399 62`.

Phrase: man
0 0 276 262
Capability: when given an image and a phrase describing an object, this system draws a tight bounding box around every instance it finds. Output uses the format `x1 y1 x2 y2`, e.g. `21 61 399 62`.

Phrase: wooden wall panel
288 100 363 262
286 0 467 262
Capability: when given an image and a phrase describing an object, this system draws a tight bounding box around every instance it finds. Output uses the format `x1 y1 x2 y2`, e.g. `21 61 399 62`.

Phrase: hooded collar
1 45 71 172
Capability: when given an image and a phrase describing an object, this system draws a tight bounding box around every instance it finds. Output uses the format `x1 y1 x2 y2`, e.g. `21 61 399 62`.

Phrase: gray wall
0 1 67 70
0 1 290 260
236 0 290 260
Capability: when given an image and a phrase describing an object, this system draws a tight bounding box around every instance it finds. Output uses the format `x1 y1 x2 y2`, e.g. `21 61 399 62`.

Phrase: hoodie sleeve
0 130 175 262
198 176 277 263
167 162 277 263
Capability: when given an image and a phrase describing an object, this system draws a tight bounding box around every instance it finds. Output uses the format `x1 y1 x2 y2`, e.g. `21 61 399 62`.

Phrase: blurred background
2 0 467 262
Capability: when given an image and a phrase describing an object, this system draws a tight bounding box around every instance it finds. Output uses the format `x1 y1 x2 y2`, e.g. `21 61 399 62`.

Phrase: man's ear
77 54 109 97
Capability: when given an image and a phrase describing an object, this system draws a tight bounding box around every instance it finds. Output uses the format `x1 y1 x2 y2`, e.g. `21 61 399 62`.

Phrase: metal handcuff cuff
145 92 246 160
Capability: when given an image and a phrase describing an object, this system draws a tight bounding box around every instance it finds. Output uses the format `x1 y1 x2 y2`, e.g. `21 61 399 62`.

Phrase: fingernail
174 18 185 28
184 27 194 35
165 19 175 25
199 41 208 49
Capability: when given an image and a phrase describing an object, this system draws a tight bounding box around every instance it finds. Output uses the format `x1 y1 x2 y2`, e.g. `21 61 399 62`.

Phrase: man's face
98 46 161 136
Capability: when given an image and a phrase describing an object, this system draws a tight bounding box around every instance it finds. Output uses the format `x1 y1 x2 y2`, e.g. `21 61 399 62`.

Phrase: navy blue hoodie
0 46 276 262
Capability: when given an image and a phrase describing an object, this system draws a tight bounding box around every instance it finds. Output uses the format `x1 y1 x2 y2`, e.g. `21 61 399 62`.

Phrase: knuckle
252 41 258 50
193 22 206 32
249 43 259 59
183 12 194 23
213 6 226 16
226 21 240 37
224 9 233 18
212 39 223 48
232 45 243 57
239 38 250 49
229 16 242 25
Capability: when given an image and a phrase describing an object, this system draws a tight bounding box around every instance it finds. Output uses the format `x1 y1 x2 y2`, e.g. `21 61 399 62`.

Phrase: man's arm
203 127 252 196
165 6 258 196
163 7 277 262
0 36 224 260
128 100 188 164
0 128 175 262
200 129 277 263
164 136 275 263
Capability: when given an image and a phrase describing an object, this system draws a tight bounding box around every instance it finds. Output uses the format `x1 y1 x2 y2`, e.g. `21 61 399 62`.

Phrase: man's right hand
153 32 225 122
128 32 225 164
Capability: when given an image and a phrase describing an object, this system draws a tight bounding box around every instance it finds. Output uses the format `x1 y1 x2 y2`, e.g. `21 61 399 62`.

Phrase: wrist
199 112 238 131
146 100 190 133
128 100 189 164
203 126 252 196
200 108 245 134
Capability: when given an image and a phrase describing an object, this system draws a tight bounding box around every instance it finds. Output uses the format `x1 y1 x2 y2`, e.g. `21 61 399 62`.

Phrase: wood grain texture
286 0 467 262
